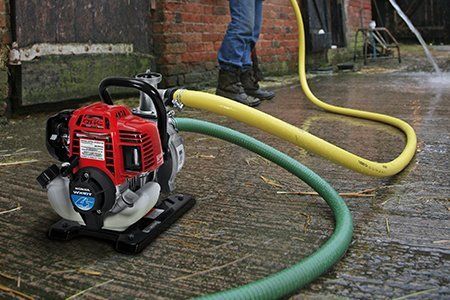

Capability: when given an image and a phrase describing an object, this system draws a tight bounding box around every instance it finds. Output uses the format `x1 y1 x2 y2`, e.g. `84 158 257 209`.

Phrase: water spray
388 0 442 75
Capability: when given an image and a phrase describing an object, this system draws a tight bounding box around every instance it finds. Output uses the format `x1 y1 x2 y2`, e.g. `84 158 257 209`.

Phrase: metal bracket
9 42 134 64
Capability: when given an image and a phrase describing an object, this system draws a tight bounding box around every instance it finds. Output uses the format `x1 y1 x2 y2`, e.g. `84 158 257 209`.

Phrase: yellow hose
173 0 417 177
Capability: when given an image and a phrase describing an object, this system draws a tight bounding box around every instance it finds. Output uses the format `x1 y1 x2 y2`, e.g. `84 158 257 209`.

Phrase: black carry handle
98 77 169 154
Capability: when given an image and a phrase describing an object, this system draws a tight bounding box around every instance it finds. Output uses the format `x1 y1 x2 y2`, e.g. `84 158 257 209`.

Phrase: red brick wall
0 0 10 120
259 0 299 71
152 0 299 87
346 0 372 34
152 0 372 87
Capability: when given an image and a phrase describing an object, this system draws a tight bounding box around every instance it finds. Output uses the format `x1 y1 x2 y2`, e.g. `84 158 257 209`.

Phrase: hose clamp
172 89 185 111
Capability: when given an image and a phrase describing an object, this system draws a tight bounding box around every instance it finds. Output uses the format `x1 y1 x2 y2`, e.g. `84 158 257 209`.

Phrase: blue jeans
218 0 263 71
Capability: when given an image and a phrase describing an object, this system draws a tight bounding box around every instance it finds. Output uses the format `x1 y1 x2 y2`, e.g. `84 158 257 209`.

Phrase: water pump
37 73 194 254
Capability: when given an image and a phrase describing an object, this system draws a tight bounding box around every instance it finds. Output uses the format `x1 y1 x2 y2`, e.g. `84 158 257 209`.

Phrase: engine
37 75 190 247
70 102 164 186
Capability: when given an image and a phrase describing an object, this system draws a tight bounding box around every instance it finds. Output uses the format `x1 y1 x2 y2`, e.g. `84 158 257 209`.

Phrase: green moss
328 47 355 65
0 43 9 118
261 60 297 76
17 53 154 106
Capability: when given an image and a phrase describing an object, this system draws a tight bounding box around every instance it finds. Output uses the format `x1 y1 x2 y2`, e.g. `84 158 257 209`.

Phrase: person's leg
218 0 255 71
241 0 275 100
241 0 262 69
216 0 260 107
252 0 263 47
251 47 264 82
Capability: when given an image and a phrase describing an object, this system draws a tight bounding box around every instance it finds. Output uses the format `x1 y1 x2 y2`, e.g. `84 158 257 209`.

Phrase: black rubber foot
48 194 195 254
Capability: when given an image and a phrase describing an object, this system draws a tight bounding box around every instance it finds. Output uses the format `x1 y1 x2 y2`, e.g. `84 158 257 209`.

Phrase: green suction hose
174 118 353 300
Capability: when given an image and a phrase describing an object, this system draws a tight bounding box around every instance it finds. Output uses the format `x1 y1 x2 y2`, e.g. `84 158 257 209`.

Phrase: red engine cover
68 102 164 185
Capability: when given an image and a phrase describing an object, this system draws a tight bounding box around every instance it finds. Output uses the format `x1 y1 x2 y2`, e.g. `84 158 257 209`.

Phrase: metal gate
9 0 153 112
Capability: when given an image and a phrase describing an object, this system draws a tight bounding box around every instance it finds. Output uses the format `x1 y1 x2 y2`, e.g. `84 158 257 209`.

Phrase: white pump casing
47 176 160 231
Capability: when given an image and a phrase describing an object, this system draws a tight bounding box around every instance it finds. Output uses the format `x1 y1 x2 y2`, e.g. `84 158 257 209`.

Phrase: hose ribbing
174 118 353 299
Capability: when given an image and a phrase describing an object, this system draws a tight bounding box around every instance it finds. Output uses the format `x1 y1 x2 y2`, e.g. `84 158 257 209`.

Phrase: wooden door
372 0 449 44
303 0 332 53
9 0 153 111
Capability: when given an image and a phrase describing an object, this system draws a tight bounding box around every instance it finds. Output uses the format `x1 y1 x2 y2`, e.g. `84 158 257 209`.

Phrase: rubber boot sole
245 90 276 101
215 89 261 107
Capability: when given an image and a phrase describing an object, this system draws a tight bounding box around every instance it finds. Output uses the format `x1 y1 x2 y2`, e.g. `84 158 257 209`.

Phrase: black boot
216 69 261 107
240 69 275 100
251 48 264 82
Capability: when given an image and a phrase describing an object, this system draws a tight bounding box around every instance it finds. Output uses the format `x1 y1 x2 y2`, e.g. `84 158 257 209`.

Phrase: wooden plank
9 0 154 111
404 0 422 18
379 0 449 44
13 0 151 53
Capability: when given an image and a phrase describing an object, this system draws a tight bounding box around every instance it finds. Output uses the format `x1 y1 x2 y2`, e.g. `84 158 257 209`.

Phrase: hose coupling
173 98 184 111
164 88 185 111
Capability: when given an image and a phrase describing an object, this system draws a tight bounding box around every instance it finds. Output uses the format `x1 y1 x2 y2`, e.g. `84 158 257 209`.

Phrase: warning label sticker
80 139 105 161
175 144 185 172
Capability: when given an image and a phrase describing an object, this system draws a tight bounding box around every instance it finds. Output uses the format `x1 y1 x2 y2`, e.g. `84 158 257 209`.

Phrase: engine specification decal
80 139 105 161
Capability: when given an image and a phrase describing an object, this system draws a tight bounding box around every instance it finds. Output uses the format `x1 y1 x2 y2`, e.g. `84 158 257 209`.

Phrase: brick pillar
346 0 372 34
0 0 10 122
151 0 226 87
258 0 299 75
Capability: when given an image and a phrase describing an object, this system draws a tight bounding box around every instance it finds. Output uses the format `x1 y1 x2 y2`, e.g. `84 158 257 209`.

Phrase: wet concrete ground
0 71 449 299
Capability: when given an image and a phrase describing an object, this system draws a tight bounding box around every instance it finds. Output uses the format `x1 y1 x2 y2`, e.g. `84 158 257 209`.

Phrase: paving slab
0 72 449 299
